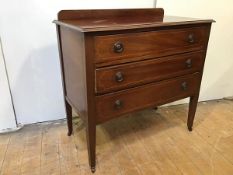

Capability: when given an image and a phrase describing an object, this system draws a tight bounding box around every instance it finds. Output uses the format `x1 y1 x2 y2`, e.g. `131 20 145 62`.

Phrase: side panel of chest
60 27 88 118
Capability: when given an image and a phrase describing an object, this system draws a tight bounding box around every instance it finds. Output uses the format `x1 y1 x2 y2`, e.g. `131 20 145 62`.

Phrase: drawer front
96 51 204 93
96 73 201 123
94 26 209 64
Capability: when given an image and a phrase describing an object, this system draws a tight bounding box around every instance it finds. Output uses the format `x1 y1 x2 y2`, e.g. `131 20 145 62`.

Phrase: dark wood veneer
96 73 201 123
96 51 205 93
54 8 214 173
94 26 209 63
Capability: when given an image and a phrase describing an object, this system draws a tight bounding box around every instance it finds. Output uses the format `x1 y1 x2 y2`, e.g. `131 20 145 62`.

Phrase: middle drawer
95 51 204 93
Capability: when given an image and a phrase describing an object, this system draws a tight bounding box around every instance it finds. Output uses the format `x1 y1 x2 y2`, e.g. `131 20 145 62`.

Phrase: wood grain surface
96 73 201 123
96 51 205 93
94 26 209 63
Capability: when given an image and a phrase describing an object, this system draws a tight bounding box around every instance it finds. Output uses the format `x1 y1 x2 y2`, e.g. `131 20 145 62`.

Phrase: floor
0 99 233 175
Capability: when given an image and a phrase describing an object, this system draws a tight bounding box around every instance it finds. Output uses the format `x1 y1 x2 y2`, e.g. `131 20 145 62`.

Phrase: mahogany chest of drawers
54 8 214 172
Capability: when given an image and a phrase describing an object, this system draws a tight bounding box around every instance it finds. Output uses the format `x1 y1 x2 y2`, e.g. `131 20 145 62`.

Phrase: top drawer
94 26 209 64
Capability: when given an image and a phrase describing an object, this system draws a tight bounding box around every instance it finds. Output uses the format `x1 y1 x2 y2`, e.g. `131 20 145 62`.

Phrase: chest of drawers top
54 8 213 32
54 8 213 66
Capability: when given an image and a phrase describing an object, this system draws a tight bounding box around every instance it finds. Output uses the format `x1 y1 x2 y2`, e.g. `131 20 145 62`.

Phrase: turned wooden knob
181 82 188 91
115 72 124 82
113 42 124 53
186 59 192 68
188 34 195 43
114 100 123 109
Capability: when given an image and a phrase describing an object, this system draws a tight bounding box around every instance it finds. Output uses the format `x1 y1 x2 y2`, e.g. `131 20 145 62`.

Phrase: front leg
86 121 96 173
187 94 199 131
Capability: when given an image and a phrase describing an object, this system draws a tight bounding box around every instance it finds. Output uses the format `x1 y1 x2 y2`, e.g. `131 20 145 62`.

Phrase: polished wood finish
61 28 87 116
96 73 201 123
84 35 97 173
54 8 213 172
94 26 209 63
187 94 199 131
58 8 164 21
96 51 204 93
54 9 213 32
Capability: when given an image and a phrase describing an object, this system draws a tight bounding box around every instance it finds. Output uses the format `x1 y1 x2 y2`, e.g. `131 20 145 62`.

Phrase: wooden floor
0 99 233 175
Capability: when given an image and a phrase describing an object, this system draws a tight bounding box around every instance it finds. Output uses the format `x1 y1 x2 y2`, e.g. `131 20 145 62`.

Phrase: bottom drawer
96 73 201 123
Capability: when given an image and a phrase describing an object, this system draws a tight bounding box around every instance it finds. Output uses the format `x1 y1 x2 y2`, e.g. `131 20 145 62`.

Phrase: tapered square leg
86 123 96 173
187 94 199 131
65 100 73 136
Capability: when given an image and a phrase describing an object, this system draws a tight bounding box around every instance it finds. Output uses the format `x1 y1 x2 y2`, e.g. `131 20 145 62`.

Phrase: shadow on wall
13 44 65 124
201 63 233 101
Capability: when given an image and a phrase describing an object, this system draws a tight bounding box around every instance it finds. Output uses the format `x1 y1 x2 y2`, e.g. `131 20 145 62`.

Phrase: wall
0 0 155 124
0 39 17 130
157 0 233 103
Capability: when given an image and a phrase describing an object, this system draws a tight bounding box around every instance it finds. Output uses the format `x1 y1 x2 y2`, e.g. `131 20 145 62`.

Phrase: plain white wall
157 0 233 103
0 39 17 130
0 0 155 124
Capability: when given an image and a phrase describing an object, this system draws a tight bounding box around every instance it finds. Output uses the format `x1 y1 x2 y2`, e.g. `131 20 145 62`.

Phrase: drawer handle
181 82 188 91
188 34 195 43
186 59 192 68
115 72 124 82
113 42 124 53
114 100 123 109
